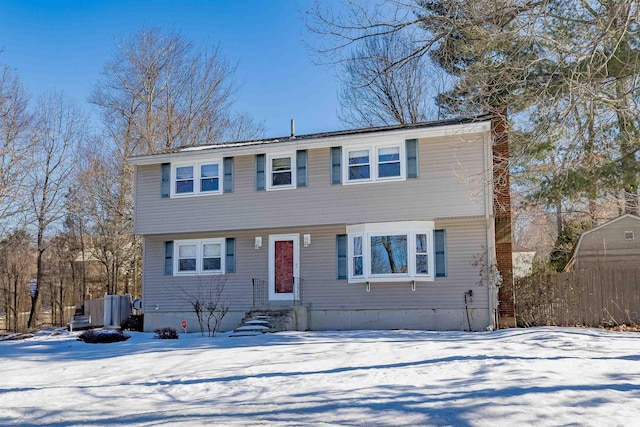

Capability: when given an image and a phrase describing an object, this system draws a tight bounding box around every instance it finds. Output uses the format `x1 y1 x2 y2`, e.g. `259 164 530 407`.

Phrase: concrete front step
231 306 306 337
244 320 270 325
236 325 270 332
229 331 264 337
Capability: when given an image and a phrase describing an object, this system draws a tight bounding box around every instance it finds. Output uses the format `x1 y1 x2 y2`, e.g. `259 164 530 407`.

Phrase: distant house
512 245 536 278
128 115 515 332
565 214 640 271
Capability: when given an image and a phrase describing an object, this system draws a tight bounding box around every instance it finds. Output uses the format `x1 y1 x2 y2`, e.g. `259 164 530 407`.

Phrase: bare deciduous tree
0 64 32 223
0 229 33 332
26 92 85 328
337 31 446 127
91 26 265 155
82 28 264 298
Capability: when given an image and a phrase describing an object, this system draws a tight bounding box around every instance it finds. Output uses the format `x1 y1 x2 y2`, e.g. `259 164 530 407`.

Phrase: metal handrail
252 278 268 307
252 277 304 307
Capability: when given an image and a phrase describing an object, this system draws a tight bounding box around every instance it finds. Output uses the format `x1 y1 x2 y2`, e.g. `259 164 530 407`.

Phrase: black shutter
434 229 447 277
161 163 171 198
255 154 265 190
164 241 174 275
225 238 236 273
330 146 342 184
223 157 234 193
406 139 419 179
296 149 308 187
336 234 347 279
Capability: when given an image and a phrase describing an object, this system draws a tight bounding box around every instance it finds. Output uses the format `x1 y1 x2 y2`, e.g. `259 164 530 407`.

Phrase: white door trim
268 234 300 302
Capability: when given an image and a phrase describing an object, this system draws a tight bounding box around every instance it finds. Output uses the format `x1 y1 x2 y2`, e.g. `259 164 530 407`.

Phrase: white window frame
415 233 430 276
171 159 223 197
376 145 402 180
346 148 372 182
174 238 225 275
266 153 296 190
199 163 221 194
174 165 195 195
351 234 364 278
346 221 434 283
343 142 405 184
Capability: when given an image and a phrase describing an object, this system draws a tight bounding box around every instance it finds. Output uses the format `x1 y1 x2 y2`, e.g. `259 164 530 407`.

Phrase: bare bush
182 276 230 337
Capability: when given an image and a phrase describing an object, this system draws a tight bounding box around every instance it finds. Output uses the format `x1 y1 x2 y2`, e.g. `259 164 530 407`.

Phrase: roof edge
128 114 493 164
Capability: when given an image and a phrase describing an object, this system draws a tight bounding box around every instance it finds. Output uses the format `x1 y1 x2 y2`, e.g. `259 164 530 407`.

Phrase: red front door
274 240 294 294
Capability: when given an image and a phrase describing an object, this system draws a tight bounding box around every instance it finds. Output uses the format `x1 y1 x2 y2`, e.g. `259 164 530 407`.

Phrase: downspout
484 125 498 330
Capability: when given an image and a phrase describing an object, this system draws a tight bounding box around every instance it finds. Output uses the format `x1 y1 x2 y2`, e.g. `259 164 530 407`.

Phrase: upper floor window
200 164 219 193
172 160 223 197
377 147 401 179
175 166 194 194
267 153 296 190
343 144 404 184
348 149 371 181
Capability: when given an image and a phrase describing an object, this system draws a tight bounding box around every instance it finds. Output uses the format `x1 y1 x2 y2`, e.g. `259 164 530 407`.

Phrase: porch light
254 236 262 249
303 234 311 247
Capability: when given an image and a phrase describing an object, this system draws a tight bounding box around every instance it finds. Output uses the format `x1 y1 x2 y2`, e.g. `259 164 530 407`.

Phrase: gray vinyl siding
142 217 489 314
142 229 267 313
134 133 489 235
574 216 640 270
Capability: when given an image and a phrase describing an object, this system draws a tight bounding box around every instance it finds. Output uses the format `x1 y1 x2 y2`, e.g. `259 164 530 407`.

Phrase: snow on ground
1 327 639 426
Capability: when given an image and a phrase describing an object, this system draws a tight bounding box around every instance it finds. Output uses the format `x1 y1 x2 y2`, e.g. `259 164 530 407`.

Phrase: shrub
154 327 178 339
121 314 144 332
78 329 130 344
181 276 230 337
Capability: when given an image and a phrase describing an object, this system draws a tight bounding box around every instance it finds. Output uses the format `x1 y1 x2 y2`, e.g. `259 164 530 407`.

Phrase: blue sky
0 0 343 137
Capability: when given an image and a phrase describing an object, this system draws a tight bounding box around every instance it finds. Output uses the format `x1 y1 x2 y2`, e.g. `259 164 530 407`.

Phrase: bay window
416 234 429 274
370 234 408 275
347 221 434 282
352 235 363 277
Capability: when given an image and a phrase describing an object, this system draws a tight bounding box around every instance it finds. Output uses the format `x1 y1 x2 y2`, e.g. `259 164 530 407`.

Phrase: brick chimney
492 110 516 328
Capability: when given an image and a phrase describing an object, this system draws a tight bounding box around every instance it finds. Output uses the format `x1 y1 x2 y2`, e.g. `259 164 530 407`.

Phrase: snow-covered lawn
1 327 639 426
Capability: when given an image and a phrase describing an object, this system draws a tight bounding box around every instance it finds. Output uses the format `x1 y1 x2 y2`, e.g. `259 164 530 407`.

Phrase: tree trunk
13 275 18 332
27 247 44 329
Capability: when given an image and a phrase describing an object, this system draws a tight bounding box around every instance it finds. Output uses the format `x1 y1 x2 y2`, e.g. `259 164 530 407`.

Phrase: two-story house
129 114 514 332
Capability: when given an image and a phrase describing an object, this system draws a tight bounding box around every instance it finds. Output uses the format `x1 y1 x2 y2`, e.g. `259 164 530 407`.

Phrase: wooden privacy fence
516 267 640 327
